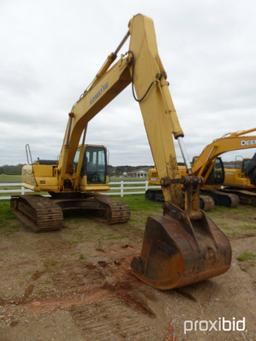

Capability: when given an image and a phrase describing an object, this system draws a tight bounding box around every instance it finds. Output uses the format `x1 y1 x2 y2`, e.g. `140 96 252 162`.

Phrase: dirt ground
0 202 255 341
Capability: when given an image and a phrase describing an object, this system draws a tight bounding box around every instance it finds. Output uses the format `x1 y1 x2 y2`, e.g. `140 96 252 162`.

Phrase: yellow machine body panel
22 164 58 191
148 166 186 186
79 176 109 192
224 169 252 188
224 155 256 190
22 144 110 193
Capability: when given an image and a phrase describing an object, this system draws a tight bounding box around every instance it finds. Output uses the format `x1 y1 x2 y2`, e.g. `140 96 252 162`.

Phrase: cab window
82 146 107 184
206 158 225 185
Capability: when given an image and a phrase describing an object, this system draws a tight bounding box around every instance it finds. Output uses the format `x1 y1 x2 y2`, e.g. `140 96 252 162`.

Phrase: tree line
0 164 24 175
0 164 152 176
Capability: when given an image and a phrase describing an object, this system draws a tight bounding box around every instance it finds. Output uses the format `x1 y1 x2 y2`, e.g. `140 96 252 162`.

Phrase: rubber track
11 195 63 232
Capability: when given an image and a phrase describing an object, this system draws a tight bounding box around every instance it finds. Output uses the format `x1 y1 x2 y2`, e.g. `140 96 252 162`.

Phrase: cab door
82 145 107 184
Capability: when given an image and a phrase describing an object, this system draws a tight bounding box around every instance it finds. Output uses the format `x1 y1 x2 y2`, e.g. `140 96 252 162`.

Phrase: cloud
0 0 256 166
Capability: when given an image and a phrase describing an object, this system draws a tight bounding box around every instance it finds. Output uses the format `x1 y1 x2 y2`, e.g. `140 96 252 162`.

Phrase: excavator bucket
131 204 231 290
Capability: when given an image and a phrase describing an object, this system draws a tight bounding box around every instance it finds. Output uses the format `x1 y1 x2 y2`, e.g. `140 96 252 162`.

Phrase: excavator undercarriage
221 188 256 206
11 195 63 232
11 193 130 232
201 189 239 208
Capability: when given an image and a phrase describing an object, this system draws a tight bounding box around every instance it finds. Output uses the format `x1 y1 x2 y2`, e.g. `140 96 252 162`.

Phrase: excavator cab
81 145 108 184
73 144 109 191
243 153 256 185
192 156 225 185
205 157 225 185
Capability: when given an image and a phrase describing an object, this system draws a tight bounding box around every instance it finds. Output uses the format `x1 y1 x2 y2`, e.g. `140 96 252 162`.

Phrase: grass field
0 195 256 238
0 174 21 182
0 195 162 234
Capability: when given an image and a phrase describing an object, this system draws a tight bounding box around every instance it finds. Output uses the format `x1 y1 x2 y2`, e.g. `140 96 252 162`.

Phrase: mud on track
0 204 256 340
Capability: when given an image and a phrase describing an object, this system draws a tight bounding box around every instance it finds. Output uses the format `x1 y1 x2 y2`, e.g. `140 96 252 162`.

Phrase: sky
0 0 256 166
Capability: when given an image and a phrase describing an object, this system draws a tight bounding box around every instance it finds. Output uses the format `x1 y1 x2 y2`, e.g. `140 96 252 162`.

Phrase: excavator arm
147 128 256 185
193 128 256 178
146 128 256 208
58 52 132 180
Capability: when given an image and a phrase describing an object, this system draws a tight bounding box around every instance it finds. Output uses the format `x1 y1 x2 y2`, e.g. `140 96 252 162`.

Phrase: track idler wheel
131 204 231 289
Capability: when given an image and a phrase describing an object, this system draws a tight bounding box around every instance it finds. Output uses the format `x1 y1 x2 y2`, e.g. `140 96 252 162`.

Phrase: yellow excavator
146 128 256 209
223 152 256 205
11 14 231 289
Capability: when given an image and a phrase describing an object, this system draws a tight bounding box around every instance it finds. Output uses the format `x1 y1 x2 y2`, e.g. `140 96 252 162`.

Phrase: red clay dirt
0 211 256 340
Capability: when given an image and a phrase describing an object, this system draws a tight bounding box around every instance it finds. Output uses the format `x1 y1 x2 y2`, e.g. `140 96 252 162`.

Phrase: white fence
0 183 32 200
0 181 160 200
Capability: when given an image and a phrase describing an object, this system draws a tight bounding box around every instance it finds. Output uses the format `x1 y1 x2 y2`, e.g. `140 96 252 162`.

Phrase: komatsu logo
241 139 256 146
90 82 109 105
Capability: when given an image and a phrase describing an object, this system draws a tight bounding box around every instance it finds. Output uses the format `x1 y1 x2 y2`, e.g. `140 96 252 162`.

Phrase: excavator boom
12 14 232 289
